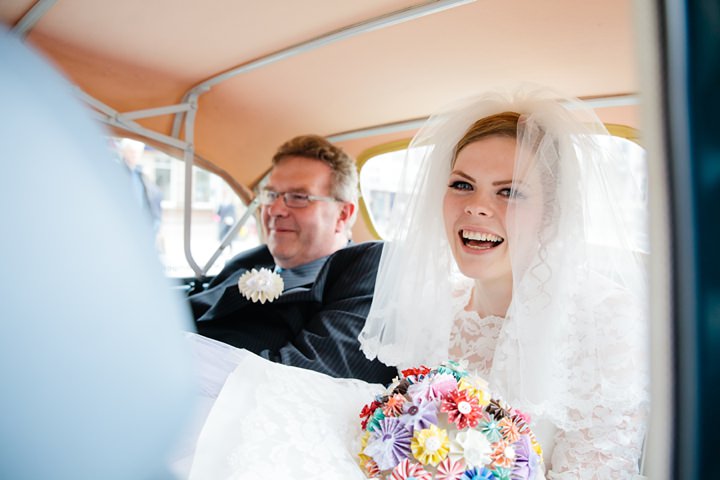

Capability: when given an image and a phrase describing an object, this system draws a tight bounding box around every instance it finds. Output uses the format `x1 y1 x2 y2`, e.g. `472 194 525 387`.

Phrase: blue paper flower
478 418 503 443
460 466 494 480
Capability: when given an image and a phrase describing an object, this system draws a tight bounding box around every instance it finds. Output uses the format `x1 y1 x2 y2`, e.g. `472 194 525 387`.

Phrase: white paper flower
448 429 492 468
237 268 284 303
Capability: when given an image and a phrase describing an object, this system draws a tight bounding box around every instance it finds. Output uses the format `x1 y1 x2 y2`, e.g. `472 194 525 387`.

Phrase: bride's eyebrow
449 170 475 182
450 172 524 187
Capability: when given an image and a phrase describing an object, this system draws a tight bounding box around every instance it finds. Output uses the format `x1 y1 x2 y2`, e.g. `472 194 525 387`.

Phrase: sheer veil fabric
359 86 650 439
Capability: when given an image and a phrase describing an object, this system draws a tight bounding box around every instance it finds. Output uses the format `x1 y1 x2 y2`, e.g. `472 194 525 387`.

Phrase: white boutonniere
237 268 284 304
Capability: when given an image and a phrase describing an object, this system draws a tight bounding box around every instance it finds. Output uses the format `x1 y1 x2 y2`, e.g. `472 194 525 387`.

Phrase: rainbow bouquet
357 361 544 480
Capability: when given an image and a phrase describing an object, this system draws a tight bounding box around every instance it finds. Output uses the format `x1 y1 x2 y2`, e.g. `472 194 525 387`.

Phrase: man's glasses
258 190 339 208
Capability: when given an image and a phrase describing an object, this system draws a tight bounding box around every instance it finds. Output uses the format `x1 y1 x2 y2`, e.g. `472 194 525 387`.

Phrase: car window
108 137 261 277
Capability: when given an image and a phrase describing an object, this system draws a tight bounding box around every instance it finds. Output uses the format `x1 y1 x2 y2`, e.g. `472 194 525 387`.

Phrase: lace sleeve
547 280 649 479
548 406 646 479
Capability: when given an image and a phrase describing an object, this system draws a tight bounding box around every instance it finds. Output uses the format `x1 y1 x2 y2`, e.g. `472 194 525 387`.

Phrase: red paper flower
364 459 381 478
511 408 531 425
390 459 432 480
435 457 466 480
490 440 515 469
441 389 483 429
498 417 520 444
401 366 431 378
360 400 382 429
383 393 406 417
509 413 531 436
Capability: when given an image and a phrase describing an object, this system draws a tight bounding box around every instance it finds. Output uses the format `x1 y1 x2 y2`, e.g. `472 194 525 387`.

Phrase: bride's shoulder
583 270 645 314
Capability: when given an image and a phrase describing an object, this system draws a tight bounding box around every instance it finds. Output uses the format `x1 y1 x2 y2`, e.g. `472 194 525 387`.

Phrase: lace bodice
449 308 504 378
447 281 648 479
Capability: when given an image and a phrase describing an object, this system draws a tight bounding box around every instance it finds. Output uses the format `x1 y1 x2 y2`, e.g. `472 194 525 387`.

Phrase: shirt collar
273 255 329 290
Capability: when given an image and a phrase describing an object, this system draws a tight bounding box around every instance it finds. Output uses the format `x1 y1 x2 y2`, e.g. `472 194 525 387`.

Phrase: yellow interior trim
605 123 641 145
356 139 412 240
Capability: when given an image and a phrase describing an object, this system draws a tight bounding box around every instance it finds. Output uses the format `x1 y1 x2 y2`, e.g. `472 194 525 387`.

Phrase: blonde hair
452 112 521 167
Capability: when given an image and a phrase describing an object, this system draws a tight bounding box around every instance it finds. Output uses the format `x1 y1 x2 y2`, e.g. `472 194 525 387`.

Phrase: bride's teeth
462 230 502 242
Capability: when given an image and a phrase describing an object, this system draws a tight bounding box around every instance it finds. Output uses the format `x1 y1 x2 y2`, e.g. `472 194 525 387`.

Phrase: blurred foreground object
0 27 195 480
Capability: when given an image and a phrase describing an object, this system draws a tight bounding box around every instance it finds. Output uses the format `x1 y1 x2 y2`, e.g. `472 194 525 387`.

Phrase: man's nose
265 195 289 216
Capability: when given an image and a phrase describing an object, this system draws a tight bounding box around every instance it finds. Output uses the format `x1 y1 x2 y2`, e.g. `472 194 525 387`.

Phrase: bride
183 86 650 479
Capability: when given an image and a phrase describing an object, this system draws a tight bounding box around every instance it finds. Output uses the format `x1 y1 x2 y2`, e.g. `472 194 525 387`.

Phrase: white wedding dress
185 344 382 479
447 281 648 479
180 277 646 480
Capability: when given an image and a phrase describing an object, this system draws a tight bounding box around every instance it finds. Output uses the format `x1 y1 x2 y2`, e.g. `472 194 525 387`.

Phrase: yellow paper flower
531 434 544 458
411 424 449 466
458 377 490 407
237 268 284 303
358 430 372 466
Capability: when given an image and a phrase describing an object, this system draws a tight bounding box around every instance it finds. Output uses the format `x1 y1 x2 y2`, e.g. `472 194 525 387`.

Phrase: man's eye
262 191 278 201
448 180 473 191
288 193 308 201
498 187 526 199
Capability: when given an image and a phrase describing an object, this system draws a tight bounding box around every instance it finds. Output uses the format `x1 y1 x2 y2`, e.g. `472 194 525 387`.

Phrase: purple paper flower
363 417 413 470
399 398 439 431
511 435 541 480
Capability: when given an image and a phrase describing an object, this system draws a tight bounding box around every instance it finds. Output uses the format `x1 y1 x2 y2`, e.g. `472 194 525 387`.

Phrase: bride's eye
498 187 526 199
449 180 473 191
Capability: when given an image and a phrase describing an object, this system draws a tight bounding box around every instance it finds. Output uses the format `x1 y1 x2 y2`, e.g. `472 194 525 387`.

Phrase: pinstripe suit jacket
189 241 396 385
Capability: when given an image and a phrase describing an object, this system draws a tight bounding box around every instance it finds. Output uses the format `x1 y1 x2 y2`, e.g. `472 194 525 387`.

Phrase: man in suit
190 135 395 385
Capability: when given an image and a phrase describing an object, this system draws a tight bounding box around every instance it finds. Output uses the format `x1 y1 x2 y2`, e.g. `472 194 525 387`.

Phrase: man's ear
335 202 355 233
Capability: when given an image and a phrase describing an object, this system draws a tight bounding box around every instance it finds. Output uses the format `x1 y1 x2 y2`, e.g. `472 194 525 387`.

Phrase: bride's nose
464 202 493 216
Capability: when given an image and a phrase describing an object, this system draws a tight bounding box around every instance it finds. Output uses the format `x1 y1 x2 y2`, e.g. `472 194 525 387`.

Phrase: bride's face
443 136 543 282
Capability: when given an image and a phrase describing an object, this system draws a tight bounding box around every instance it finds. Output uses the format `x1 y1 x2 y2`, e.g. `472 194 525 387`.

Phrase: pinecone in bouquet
357 361 544 480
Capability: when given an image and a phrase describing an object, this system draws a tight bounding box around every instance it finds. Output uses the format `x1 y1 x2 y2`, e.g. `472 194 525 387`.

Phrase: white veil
360 85 649 431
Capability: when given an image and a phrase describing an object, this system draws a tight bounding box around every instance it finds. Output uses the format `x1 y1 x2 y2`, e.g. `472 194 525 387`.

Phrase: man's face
261 156 351 269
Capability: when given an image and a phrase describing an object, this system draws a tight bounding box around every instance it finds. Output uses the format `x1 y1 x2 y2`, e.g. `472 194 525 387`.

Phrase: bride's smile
459 229 505 250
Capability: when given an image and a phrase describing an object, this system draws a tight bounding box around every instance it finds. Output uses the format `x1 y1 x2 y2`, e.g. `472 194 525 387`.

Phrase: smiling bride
187 85 650 479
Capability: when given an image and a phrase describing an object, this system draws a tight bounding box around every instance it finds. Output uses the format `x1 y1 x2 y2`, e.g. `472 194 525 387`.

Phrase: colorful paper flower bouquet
358 361 544 480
